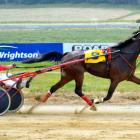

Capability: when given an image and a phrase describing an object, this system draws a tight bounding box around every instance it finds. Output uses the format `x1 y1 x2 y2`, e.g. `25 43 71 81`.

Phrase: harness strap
102 48 112 76
107 48 112 61
119 54 135 79
119 54 134 70
103 48 113 61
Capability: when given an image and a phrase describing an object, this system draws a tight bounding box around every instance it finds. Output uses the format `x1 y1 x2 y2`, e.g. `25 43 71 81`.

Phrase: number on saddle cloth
84 49 106 63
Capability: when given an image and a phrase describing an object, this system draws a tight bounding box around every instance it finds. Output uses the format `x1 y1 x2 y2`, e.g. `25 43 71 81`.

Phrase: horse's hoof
93 98 104 104
90 105 97 111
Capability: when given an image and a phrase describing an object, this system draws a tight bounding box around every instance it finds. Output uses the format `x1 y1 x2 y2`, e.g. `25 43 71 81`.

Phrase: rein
120 51 137 54
119 54 136 79
15 65 51 69
6 65 50 78
119 54 135 70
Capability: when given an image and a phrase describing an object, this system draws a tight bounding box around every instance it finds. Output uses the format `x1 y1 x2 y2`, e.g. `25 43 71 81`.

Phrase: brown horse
24 29 140 111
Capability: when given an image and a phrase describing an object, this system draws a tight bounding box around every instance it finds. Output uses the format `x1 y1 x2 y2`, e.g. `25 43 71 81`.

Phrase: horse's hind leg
38 74 73 102
74 75 96 110
128 75 140 84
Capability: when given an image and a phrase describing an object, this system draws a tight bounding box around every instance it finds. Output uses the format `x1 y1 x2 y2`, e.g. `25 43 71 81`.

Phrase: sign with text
63 43 116 53
0 43 63 61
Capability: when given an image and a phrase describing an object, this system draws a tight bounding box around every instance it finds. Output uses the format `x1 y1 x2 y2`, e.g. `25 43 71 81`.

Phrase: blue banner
0 43 63 61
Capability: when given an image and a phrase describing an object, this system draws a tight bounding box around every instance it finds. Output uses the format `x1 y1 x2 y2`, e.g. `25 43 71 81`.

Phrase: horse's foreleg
75 76 96 111
94 80 119 104
75 88 96 111
37 76 72 103
128 75 140 84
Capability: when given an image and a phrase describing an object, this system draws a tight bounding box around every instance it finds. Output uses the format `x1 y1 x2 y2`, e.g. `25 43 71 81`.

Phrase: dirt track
1 92 140 140
0 105 140 140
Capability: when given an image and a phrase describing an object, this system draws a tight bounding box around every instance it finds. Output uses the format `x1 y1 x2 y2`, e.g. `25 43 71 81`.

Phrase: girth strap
103 48 112 76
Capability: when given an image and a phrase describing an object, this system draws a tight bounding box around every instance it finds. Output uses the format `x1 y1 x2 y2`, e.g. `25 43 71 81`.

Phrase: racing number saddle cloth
85 49 106 63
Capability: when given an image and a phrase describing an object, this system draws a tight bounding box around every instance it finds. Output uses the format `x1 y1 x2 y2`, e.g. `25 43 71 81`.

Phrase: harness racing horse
24 29 140 111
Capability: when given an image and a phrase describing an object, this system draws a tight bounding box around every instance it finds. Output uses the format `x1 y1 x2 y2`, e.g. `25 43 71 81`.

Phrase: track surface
0 104 140 140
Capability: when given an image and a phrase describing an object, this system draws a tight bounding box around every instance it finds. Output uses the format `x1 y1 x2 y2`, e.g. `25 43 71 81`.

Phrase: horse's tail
22 51 65 63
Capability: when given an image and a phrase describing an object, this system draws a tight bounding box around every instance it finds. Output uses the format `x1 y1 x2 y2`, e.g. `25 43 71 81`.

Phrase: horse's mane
133 29 140 35
112 29 140 49
114 38 133 49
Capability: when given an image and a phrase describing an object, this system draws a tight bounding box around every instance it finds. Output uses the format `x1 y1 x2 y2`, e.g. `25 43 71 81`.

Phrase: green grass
1 61 140 96
0 28 136 43
0 4 139 99
18 68 140 96
1 28 140 96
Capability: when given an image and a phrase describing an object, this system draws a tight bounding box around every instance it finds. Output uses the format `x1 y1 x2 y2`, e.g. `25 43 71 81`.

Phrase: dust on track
0 109 140 140
1 91 140 140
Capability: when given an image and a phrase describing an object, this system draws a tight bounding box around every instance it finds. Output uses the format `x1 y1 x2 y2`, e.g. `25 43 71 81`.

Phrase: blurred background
1 0 140 5
0 0 140 97
0 0 140 24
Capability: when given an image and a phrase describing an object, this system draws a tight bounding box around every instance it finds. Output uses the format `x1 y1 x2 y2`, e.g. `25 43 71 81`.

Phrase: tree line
0 0 140 5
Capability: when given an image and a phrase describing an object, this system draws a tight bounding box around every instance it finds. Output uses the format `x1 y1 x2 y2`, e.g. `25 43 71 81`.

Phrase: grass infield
0 28 140 97
0 28 136 43
1 60 140 97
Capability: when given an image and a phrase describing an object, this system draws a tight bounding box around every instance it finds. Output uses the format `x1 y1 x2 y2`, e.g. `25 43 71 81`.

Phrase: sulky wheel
0 89 11 116
7 88 24 112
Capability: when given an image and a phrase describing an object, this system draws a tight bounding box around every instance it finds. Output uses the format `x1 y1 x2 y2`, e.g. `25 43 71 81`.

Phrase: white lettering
0 52 5 58
0 51 39 60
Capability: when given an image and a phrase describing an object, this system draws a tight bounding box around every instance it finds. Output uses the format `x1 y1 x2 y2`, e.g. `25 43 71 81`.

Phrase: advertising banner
0 43 63 61
0 43 118 61
63 43 116 53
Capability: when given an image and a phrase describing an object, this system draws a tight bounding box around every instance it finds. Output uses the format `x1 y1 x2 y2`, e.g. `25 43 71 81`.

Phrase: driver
0 64 30 89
